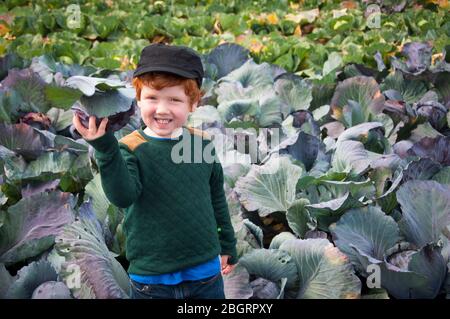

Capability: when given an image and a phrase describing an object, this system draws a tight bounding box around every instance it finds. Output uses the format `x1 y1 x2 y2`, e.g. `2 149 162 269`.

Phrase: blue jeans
129 272 226 299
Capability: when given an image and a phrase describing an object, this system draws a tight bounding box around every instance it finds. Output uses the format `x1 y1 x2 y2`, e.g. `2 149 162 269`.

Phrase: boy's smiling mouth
154 117 173 125
153 117 174 130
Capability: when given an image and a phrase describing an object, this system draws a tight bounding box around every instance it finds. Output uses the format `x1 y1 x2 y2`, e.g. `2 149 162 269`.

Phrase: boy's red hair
132 72 204 110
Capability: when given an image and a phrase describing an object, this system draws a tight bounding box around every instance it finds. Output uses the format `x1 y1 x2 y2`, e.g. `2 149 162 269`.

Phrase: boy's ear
136 99 142 109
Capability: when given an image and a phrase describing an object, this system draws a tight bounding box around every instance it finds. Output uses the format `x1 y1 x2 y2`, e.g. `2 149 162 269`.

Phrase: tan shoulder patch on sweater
118 130 147 151
186 126 211 140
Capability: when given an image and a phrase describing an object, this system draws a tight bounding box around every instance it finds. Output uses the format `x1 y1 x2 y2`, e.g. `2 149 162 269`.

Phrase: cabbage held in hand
65 76 136 137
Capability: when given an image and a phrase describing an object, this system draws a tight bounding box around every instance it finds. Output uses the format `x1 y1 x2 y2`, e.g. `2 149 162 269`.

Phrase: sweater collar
137 125 187 143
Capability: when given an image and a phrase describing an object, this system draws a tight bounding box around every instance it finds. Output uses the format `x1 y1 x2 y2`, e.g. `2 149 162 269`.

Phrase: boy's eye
171 98 181 102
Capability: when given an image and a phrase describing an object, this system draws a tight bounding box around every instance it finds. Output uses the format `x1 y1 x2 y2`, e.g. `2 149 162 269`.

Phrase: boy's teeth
156 119 171 123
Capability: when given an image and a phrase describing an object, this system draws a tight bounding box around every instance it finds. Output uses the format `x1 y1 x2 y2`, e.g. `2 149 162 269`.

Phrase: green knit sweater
86 125 238 275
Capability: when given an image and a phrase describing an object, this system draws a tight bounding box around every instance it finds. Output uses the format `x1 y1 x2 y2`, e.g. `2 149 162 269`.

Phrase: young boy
72 43 238 299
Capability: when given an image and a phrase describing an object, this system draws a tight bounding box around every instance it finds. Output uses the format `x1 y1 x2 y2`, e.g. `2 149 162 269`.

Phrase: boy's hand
220 255 236 275
73 114 108 141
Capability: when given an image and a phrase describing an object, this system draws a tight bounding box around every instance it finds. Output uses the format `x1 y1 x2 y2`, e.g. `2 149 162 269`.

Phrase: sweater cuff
85 131 118 155
221 245 238 265
227 252 239 265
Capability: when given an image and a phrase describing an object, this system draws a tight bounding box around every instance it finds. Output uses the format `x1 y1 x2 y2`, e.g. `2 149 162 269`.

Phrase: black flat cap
133 43 204 88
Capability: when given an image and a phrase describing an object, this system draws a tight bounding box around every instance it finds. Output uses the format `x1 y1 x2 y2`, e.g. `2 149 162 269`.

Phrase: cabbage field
0 0 449 299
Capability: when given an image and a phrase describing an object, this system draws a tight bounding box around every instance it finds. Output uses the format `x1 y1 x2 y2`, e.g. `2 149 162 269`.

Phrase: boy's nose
155 101 171 113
